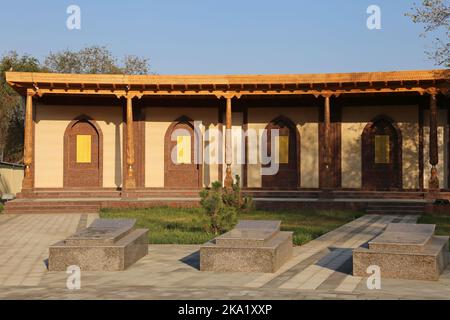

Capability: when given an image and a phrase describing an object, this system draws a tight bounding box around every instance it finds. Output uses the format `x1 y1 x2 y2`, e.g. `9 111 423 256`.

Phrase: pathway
0 213 449 299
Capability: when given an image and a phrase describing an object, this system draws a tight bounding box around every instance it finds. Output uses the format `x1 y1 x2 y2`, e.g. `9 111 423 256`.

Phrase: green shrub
222 175 254 212
199 175 253 234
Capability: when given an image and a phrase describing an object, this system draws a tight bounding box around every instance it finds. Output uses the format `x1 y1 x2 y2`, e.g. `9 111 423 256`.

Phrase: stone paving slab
0 213 98 286
245 214 380 288
1 213 449 299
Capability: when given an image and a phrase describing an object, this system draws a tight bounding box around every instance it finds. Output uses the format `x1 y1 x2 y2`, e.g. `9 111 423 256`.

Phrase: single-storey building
4 69 450 213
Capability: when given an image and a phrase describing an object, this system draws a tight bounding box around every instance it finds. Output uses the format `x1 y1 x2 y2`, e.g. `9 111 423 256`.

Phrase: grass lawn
100 207 364 246
418 214 450 244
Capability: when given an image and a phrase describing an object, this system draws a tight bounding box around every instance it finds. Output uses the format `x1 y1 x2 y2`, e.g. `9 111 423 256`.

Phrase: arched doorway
362 116 402 190
64 117 102 188
262 116 299 189
164 116 201 189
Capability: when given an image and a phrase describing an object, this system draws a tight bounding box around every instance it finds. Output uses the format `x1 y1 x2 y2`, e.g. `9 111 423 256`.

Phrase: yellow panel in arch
374 135 390 164
276 135 289 164
177 135 191 164
76 135 91 163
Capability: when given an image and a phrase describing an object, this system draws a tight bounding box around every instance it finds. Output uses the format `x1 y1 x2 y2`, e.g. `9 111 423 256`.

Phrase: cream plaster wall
341 105 420 189
34 104 123 188
246 107 319 188
35 103 441 191
144 107 219 188
0 164 24 195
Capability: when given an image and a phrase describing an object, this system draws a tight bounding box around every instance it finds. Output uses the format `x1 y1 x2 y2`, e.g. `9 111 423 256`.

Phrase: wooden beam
30 87 437 98
6 69 448 85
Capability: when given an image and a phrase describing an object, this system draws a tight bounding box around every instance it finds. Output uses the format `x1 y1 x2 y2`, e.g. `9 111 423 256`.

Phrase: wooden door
362 118 402 190
164 121 201 189
64 120 101 187
262 117 299 189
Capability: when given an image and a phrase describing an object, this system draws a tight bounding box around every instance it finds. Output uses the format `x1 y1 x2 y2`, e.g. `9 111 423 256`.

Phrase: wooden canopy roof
5 69 449 98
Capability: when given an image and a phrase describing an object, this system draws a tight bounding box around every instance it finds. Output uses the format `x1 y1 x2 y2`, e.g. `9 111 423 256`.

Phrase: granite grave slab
353 223 449 281
49 218 148 271
200 220 293 273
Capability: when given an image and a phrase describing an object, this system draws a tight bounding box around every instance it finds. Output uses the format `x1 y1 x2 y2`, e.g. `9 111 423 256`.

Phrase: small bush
222 175 254 212
199 175 253 235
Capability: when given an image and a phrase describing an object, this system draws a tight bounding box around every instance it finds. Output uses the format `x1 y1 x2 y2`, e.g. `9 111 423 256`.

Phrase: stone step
367 204 425 208
334 193 425 199
245 191 320 198
13 189 433 200
3 200 101 214
3 197 201 214
17 191 121 199
136 192 201 198
367 205 425 210
5 202 100 208
365 200 425 215
5 204 100 210
4 207 100 214
20 194 119 199
248 191 427 199
366 209 424 215
17 190 200 199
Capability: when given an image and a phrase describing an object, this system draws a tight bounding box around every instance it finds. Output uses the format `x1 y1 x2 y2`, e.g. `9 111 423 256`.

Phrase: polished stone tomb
353 223 449 281
200 220 293 273
49 219 148 271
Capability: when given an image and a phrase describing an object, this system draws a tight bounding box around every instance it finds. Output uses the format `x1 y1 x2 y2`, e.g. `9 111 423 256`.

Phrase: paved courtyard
0 213 449 299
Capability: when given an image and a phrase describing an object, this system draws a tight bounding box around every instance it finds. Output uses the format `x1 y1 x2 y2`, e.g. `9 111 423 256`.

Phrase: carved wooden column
428 92 439 192
323 95 332 187
224 97 233 189
319 93 335 197
22 90 34 190
124 95 136 189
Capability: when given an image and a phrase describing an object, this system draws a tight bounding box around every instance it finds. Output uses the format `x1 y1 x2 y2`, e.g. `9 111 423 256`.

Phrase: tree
199 181 238 235
406 0 450 67
44 45 150 74
122 55 150 75
0 46 151 163
0 51 43 162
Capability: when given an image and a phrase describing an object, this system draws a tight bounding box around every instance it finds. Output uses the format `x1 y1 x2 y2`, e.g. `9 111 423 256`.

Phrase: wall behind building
0 163 24 195
247 106 319 188
145 106 219 188
34 104 123 188
341 105 420 189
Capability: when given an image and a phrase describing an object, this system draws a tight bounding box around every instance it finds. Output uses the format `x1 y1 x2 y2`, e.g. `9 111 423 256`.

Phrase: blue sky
0 1 445 74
